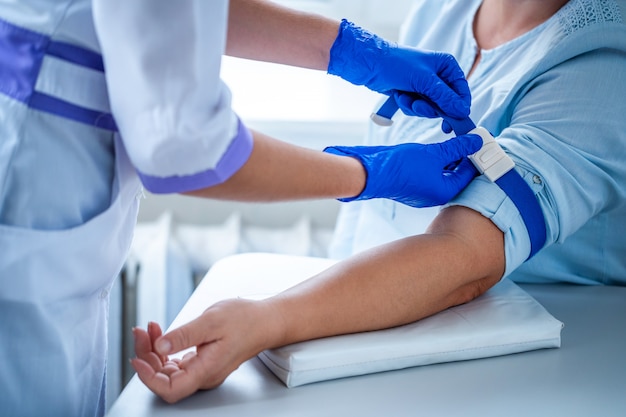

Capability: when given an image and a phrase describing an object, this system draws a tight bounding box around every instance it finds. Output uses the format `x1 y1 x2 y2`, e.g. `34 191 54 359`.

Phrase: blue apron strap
46 39 105 72
28 91 118 131
0 17 118 132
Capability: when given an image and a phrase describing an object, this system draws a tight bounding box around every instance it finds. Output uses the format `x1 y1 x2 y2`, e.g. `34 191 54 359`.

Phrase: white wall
274 0 415 40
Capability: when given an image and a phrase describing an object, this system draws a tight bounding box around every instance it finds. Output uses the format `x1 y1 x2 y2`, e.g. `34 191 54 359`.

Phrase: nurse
0 1 478 417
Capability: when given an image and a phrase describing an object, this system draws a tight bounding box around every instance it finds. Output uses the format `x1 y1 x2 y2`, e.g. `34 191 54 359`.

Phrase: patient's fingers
161 360 182 377
132 327 152 355
133 327 165 371
148 321 162 341
131 357 200 404
148 322 168 364
133 327 152 357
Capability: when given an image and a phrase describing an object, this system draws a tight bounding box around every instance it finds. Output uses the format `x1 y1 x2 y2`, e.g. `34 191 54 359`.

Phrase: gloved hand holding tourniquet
324 134 482 208
327 19 471 120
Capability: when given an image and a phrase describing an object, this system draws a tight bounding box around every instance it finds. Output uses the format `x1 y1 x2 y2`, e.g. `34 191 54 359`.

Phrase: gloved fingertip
409 100 438 118
467 133 484 152
436 103 467 120
393 92 412 111
441 136 483 166
454 101 471 119
441 120 453 134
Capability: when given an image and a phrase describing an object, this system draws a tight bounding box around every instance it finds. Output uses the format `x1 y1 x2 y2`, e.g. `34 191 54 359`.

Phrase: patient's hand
131 298 281 404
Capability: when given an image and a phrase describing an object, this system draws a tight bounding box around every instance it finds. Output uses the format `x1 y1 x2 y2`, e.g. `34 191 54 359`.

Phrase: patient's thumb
155 319 205 355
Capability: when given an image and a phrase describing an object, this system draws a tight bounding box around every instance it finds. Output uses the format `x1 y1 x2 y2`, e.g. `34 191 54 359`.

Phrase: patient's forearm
183 129 366 201
268 206 505 347
226 0 338 70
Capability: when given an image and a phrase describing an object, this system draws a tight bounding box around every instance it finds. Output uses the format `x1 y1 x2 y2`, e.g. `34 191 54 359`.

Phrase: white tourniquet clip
467 126 515 181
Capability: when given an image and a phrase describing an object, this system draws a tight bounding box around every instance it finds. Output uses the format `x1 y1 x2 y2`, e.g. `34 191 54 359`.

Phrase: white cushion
200 254 563 388
258 277 563 387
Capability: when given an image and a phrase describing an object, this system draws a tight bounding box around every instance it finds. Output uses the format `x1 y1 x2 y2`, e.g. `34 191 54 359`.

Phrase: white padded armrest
200 254 563 388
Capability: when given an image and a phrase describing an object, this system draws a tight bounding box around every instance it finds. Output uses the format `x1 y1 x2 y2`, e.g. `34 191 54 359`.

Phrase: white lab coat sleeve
92 0 253 193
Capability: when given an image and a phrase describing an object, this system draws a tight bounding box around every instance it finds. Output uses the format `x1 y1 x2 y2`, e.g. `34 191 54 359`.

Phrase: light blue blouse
331 0 626 285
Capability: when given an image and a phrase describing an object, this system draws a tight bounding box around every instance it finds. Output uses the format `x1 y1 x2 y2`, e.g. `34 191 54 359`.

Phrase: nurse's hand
131 299 278 404
328 20 470 120
324 133 482 208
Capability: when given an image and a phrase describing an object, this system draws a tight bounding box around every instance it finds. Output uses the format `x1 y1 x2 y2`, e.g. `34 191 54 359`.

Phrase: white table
107 254 626 417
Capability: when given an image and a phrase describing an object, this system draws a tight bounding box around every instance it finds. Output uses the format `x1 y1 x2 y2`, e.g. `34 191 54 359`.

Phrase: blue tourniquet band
375 96 401 120
442 116 477 138
495 171 546 259
444 115 546 260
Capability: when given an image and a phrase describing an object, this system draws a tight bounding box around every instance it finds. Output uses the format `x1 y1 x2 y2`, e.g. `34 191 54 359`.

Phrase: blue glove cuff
328 19 391 87
323 145 376 202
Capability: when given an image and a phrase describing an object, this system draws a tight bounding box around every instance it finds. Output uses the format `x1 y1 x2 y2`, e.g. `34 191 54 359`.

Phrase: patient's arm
272 206 504 342
131 205 504 403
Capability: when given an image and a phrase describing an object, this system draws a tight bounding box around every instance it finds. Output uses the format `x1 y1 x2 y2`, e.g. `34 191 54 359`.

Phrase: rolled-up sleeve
449 48 626 277
93 0 253 193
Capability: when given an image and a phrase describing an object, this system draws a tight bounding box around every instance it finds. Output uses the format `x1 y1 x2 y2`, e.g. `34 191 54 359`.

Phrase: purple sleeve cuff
138 118 254 194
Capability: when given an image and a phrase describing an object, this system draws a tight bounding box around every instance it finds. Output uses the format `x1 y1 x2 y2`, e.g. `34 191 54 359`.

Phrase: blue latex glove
328 19 471 120
324 134 482 208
